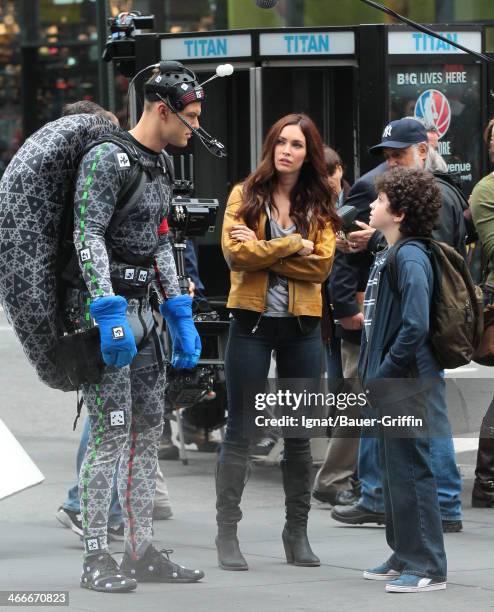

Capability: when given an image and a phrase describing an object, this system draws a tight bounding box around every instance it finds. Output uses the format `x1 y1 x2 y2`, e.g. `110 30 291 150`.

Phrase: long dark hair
238 114 341 236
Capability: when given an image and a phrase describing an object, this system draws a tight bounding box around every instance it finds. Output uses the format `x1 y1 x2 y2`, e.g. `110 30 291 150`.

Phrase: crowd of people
10 60 492 595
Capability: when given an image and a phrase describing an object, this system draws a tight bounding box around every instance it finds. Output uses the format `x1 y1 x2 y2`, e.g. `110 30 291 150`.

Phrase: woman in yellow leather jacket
215 113 339 571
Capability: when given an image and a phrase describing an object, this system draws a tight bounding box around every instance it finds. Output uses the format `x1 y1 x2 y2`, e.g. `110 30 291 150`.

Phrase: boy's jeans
358 387 462 521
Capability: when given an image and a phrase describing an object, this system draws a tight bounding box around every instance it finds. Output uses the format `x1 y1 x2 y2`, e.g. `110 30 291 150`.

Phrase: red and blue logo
414 89 451 139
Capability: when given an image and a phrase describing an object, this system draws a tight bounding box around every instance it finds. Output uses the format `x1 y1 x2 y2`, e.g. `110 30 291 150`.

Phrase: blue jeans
184 240 208 305
379 429 447 580
221 316 322 459
63 418 123 525
359 383 462 521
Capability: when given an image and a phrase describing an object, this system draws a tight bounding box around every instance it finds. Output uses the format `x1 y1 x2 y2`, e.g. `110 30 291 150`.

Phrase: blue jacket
358 241 443 394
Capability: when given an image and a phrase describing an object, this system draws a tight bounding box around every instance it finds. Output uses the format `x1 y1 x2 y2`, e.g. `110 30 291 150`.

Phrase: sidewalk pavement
1 312 493 611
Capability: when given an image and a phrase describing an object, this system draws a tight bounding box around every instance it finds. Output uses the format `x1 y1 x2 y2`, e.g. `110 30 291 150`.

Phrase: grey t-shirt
265 218 296 317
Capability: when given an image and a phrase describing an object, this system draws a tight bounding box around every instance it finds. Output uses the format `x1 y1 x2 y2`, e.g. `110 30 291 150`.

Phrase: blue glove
160 294 201 369
89 295 137 368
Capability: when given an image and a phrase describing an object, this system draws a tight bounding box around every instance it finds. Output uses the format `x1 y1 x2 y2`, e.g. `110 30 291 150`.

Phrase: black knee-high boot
473 434 494 508
281 459 320 567
215 449 250 571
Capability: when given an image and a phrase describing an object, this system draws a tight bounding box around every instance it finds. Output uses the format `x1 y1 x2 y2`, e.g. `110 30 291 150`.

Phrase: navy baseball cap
369 118 428 154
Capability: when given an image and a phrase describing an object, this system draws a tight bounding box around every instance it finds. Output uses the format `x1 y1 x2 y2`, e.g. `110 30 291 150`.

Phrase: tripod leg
175 407 189 465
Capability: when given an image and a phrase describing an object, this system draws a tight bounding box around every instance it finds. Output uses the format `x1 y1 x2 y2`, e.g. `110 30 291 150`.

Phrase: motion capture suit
67 134 179 559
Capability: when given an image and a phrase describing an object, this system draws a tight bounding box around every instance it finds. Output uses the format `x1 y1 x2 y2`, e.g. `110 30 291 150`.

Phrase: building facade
0 0 493 171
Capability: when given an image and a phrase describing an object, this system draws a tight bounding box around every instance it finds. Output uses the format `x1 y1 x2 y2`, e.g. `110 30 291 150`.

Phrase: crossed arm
221 191 336 284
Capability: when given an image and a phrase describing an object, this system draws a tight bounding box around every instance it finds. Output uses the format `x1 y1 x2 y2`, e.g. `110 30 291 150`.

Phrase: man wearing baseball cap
325 117 464 533
346 117 467 256
370 117 429 152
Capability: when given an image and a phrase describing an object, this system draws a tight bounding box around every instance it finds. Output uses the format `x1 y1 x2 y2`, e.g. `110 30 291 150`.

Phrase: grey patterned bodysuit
71 135 179 559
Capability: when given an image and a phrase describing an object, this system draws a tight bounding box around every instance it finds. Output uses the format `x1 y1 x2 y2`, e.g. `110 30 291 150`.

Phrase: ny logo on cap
382 125 393 139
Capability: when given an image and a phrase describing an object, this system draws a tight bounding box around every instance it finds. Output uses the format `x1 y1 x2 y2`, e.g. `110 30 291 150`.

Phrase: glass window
30 43 100 129
228 0 494 29
228 0 436 29
109 0 223 32
37 0 98 43
0 0 21 175
454 0 494 23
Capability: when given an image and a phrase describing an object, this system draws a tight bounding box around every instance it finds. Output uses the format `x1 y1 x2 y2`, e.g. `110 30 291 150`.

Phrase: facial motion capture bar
359 0 494 64
155 92 228 158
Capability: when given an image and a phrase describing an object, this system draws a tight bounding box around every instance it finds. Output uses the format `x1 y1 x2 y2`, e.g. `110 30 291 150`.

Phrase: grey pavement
1 311 494 611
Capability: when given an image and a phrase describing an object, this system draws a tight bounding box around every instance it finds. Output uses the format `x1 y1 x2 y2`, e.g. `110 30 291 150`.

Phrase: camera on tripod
164 155 228 428
169 198 218 237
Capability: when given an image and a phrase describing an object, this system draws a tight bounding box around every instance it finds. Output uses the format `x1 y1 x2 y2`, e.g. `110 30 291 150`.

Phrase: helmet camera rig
103 13 233 158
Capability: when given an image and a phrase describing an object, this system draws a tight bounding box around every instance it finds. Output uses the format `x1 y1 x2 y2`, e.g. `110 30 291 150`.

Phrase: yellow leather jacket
221 184 336 317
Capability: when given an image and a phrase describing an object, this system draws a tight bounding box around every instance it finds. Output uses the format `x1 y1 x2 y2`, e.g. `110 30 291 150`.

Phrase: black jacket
433 173 468 258
329 162 388 343
366 172 468 258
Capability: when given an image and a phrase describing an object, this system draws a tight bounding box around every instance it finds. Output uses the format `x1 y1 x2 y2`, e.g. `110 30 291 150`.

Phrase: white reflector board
0 419 44 500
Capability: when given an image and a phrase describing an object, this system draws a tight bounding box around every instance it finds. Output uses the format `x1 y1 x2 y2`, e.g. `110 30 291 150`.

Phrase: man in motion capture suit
69 63 205 592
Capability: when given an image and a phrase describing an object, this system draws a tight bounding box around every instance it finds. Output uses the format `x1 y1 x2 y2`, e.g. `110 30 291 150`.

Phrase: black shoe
56 507 83 537
331 503 385 525
312 488 359 506
120 545 204 583
107 523 125 542
442 520 463 533
472 479 494 508
81 552 137 593
250 436 278 457
153 505 173 520
181 422 219 453
158 436 179 461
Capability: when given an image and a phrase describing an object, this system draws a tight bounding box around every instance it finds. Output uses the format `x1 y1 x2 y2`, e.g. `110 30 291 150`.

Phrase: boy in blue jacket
359 167 447 593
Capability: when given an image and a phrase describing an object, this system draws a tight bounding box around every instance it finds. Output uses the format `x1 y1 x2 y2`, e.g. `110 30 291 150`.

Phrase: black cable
359 0 494 64
126 63 158 127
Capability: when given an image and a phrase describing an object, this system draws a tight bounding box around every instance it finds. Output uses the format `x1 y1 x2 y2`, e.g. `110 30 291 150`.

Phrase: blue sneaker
386 574 446 593
363 561 401 581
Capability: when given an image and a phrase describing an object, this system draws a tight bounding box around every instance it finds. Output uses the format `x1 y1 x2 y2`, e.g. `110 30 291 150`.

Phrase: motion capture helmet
144 61 205 112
